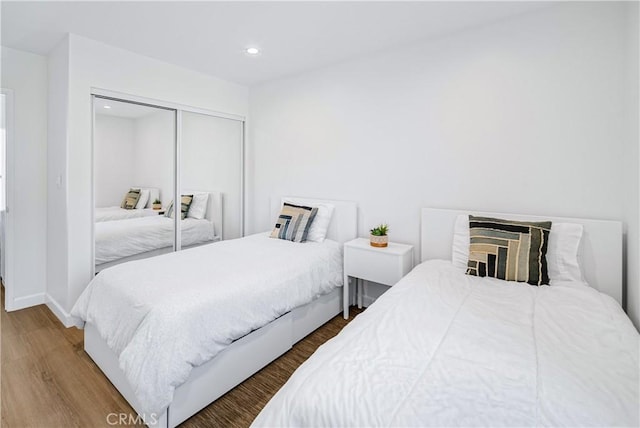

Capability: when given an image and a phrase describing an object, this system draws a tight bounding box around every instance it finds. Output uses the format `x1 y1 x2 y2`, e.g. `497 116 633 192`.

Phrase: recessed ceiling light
246 47 260 55
103 105 111 109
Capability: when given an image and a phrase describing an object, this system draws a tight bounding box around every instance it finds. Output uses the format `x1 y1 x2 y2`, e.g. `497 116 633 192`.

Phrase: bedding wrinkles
95 216 214 264
95 206 158 222
71 233 343 417
252 260 639 427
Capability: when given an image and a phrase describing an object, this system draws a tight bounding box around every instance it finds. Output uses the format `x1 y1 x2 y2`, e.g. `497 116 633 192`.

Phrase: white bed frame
85 197 357 427
95 191 223 273
421 208 623 304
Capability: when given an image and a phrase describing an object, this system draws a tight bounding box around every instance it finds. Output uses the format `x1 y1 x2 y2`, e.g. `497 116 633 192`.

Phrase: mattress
253 260 639 427
95 216 214 265
95 206 158 222
71 233 344 417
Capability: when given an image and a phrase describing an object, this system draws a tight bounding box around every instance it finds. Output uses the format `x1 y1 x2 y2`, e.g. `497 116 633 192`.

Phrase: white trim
175 110 182 250
13 292 46 310
240 120 245 237
90 88 245 122
1 88 15 311
91 94 96 275
46 293 75 327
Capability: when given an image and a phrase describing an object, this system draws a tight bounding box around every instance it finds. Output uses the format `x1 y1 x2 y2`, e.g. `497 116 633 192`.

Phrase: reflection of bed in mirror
95 191 222 272
95 187 162 222
95 207 159 222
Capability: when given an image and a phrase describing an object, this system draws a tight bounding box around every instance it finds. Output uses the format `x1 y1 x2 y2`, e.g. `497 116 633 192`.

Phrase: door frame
2 88 15 310
90 88 246 275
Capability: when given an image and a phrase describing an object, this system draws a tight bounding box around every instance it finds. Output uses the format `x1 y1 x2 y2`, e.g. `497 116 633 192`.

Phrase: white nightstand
343 237 413 319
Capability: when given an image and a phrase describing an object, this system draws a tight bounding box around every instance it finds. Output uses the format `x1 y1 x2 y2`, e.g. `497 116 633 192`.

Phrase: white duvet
253 260 639 427
95 206 158 222
71 233 343 417
95 216 214 265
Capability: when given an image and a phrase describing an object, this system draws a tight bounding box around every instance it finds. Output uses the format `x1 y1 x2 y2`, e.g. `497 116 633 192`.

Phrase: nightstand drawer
345 250 409 285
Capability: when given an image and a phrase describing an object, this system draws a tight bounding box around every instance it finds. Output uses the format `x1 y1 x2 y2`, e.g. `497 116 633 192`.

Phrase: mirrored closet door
93 97 176 273
92 94 245 274
180 111 243 248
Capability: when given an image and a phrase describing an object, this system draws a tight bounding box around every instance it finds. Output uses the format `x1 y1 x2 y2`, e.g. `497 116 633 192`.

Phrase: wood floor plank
1 290 361 428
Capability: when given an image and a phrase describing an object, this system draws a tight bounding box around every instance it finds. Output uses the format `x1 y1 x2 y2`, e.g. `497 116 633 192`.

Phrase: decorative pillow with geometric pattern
120 188 141 210
164 195 194 220
466 215 552 286
270 203 318 243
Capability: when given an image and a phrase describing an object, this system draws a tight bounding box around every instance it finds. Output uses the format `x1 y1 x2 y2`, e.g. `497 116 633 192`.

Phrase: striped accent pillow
466 215 552 286
270 203 318 243
120 188 141 210
164 195 194 220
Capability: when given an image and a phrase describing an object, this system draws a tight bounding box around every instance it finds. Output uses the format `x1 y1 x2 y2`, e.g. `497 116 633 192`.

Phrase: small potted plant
152 199 162 210
370 224 389 248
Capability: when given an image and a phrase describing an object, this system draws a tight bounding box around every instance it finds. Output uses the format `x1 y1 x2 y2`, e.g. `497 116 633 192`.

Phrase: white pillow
134 189 150 209
451 214 470 271
187 193 209 220
282 197 335 242
546 222 584 282
451 214 584 282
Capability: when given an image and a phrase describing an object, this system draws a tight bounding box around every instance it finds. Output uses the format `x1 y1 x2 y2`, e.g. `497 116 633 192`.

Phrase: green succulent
370 224 389 236
153 199 162 204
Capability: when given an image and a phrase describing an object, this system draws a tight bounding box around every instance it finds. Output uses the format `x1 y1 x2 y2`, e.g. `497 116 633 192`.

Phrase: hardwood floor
1 291 361 427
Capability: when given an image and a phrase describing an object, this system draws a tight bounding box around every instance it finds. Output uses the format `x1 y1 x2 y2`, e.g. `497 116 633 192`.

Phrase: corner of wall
46 35 71 312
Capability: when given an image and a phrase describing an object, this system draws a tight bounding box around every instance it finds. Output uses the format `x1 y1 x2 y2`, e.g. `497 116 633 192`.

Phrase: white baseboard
46 294 74 327
6 292 46 311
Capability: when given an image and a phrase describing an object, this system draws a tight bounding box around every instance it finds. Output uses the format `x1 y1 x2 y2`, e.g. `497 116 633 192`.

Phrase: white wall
0 47 48 310
623 2 640 329
47 34 248 324
132 110 175 207
249 3 640 327
46 37 70 320
181 112 243 239
94 114 136 207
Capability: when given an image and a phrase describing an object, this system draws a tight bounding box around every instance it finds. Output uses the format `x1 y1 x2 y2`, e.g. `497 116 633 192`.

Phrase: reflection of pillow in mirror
282 197 335 242
121 188 140 210
187 193 209 220
165 195 194 220
134 189 150 209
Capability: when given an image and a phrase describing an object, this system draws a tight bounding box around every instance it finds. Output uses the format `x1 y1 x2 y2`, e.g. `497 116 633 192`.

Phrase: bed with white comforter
95 206 159 222
95 216 214 265
72 233 343 419
253 260 639 427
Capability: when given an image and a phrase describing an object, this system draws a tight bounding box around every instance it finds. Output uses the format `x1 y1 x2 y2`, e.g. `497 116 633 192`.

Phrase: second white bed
94 216 215 265
253 259 639 427
72 232 344 420
95 206 159 222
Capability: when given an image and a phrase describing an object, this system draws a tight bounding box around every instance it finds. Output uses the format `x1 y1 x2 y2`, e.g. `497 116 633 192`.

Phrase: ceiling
1 1 550 86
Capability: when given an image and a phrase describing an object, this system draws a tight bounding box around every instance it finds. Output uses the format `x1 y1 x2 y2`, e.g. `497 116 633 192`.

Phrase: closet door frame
1 89 15 310
90 88 246 274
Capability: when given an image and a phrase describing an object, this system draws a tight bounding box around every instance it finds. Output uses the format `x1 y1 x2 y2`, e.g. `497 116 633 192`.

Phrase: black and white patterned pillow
164 195 194 220
466 215 552 286
270 203 318 243
120 188 141 210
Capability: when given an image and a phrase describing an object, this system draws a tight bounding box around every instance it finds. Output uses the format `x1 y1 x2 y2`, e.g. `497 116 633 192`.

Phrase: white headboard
269 196 358 243
184 190 223 239
421 208 623 304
